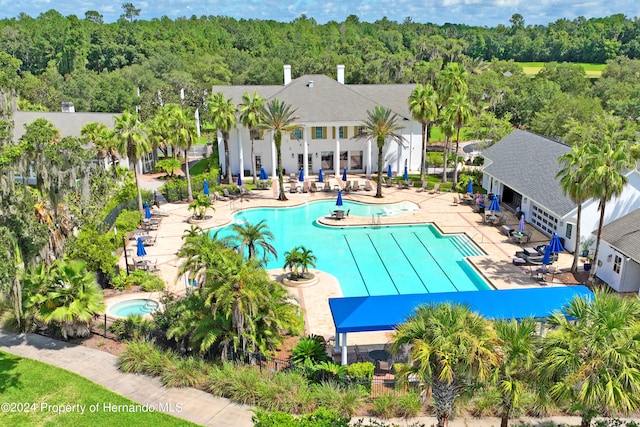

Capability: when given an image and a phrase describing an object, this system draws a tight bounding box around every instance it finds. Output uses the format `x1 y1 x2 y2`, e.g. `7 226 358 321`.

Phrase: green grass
515 62 606 77
0 351 198 427
188 158 210 176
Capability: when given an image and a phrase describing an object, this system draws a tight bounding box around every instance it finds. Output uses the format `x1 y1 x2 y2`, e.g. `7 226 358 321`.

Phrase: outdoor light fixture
291 153 294 158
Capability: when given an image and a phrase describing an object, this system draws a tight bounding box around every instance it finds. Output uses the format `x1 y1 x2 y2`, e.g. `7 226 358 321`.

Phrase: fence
98 198 139 233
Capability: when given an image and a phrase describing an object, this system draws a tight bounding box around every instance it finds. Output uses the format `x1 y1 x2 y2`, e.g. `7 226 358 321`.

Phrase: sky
0 0 638 28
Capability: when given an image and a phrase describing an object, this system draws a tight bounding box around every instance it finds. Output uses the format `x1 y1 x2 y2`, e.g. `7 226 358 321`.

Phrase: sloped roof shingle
598 209 640 263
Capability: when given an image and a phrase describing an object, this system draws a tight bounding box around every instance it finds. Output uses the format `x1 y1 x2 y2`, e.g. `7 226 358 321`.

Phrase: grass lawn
0 351 197 427
516 62 606 78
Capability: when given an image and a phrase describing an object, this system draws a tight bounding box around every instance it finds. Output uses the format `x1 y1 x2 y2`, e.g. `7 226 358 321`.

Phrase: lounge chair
364 180 373 191
352 179 359 191
323 182 331 192
344 181 352 192
222 188 239 199
302 181 309 193
240 185 251 196
416 181 428 192
310 182 317 193
453 195 459 205
428 182 441 194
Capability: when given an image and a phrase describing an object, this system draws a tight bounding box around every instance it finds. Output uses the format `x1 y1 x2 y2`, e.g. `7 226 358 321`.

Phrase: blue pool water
108 299 160 317
214 200 490 297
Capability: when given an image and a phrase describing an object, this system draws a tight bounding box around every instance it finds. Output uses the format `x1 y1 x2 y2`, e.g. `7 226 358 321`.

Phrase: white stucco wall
595 244 640 293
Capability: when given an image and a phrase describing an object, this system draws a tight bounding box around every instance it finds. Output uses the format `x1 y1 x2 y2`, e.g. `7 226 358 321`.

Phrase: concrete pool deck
124 174 581 346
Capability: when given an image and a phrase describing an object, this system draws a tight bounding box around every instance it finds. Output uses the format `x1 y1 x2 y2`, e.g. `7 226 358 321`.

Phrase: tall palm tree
30 260 104 340
538 291 640 427
354 106 406 198
443 92 473 187
440 121 455 183
231 219 277 263
81 122 119 178
583 115 635 279
166 104 198 201
493 318 538 427
283 246 317 279
257 99 299 201
392 303 500 427
114 110 150 212
408 84 438 184
556 138 592 274
208 92 237 185
239 90 265 184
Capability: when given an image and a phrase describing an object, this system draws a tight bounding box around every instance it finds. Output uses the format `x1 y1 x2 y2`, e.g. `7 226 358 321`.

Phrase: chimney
337 64 345 84
284 64 292 85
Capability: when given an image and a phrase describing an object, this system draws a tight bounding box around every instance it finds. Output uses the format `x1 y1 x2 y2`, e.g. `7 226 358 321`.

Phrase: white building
210 65 423 181
595 209 640 292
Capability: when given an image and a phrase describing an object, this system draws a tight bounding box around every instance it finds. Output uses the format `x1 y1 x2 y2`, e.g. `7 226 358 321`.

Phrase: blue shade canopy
237 174 242 186
318 169 324 183
336 190 343 208
387 164 392 178
299 168 304 182
329 286 594 334
259 167 268 180
144 202 151 219
136 237 147 257
403 166 408 181
467 178 473 194
203 179 210 195
489 196 500 212
342 168 347 181
518 215 525 232
542 234 564 265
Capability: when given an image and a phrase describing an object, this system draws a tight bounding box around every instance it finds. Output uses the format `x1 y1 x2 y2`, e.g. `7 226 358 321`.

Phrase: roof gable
12 111 118 142
483 129 575 216
599 209 640 262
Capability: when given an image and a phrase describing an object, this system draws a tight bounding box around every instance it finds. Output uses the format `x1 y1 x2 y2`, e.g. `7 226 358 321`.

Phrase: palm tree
408 84 438 184
583 115 635 279
257 99 299 201
208 92 237 185
30 260 104 340
114 110 150 212
231 219 277 263
239 90 265 184
538 291 640 427
354 106 406 198
556 138 592 274
188 193 213 220
493 318 538 427
283 246 317 279
82 122 119 178
440 121 455 183
166 104 198 201
392 303 499 427
443 92 473 187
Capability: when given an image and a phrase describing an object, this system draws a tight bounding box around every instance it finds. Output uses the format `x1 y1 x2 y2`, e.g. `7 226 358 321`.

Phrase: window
291 128 302 139
353 126 364 136
614 255 622 274
565 223 573 239
339 151 348 170
339 126 347 139
250 129 263 140
255 156 262 170
350 151 363 169
313 127 326 139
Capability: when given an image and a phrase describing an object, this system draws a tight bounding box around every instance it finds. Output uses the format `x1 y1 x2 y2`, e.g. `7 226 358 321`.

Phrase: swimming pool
215 200 490 297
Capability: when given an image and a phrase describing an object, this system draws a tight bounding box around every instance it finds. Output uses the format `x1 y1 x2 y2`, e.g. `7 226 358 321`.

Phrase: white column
217 130 225 176
271 132 277 179
341 333 348 365
334 130 340 178
237 128 244 181
334 330 341 354
303 127 309 180
194 108 201 137
366 139 372 178
396 142 402 177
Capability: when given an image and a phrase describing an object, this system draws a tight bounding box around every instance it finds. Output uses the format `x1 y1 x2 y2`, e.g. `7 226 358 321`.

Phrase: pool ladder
370 213 381 229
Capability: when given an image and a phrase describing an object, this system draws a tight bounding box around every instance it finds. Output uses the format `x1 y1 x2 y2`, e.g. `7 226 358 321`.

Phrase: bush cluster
111 270 165 291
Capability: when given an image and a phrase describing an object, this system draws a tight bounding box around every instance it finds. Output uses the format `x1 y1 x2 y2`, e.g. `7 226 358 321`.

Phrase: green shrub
118 339 170 376
109 315 154 341
370 393 396 419
66 229 117 275
140 274 165 292
160 356 210 388
395 391 422 419
473 156 485 166
114 210 142 233
291 335 329 366
252 407 350 427
346 361 375 380
115 270 165 291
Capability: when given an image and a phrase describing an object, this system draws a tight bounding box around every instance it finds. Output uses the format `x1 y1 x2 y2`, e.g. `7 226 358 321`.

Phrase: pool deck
121 175 580 347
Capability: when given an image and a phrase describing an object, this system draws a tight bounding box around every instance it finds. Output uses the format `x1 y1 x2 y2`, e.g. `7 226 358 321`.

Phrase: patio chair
222 188 239 200
310 182 317 193
240 185 251 196
302 181 309 193
352 179 359 191
323 182 331 192
354 344 367 362
428 182 441 194
149 259 160 274
376 359 393 375
416 181 428 192
364 180 373 191
452 195 459 205
216 191 229 201
344 181 352 192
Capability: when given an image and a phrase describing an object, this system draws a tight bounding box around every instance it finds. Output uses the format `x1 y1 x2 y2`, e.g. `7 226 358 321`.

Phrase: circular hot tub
107 298 160 318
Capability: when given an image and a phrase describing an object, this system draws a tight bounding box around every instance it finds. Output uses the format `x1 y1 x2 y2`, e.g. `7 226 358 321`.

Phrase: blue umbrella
403 166 408 181
259 167 268 180
318 169 324 183
144 202 151 219
488 195 500 213
136 237 147 257
336 190 343 209
299 168 304 182
342 168 347 181
518 215 525 232
387 164 392 178
542 234 564 265
203 179 210 195
237 174 242 186
467 178 473 194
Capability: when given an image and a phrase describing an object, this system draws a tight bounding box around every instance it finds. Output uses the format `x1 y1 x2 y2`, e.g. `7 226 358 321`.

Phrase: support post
341 333 348 366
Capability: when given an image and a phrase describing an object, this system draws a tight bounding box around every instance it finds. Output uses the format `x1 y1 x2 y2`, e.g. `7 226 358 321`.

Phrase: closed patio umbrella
203 179 210 195
259 168 268 180
237 174 242 186
144 202 151 219
488 195 500 213
342 168 347 181
336 190 343 209
403 166 408 181
542 234 564 266
387 164 392 178
136 237 147 257
318 169 324 183
467 178 473 194
299 168 304 182
518 214 525 232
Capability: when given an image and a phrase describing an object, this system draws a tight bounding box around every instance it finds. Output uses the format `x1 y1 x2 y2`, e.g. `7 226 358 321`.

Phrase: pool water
109 299 160 317
215 200 490 297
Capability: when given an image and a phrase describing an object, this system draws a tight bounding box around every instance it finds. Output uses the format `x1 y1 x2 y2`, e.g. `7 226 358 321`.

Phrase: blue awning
329 286 593 334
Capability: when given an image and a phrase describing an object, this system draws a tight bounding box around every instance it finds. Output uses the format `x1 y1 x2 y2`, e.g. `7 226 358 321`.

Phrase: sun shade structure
489 195 501 213
136 237 147 257
329 286 593 365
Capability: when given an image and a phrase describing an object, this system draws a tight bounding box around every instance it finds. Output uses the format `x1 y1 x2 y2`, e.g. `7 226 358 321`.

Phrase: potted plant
580 236 595 258
584 257 592 271
188 193 213 222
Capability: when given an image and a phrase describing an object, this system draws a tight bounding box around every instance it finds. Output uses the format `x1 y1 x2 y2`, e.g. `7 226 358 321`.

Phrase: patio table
368 349 391 362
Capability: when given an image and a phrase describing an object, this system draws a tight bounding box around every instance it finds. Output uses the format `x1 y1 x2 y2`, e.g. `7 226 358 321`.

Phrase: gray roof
12 111 117 142
212 74 415 125
482 129 575 216
599 209 640 263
